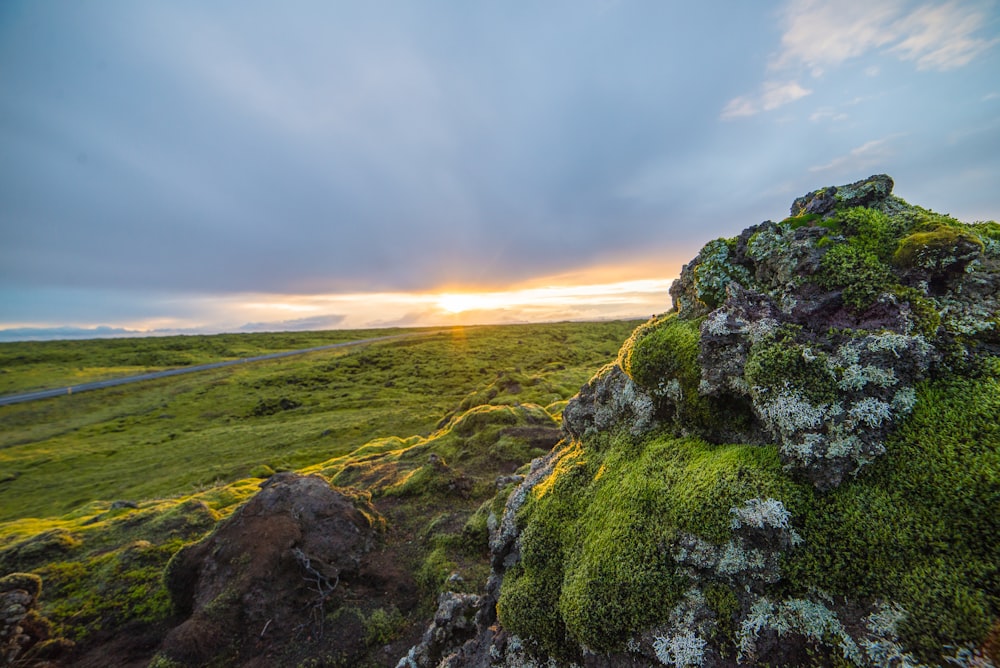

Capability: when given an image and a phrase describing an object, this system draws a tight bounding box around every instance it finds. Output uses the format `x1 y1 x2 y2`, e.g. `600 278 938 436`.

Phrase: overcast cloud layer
1 0 998 335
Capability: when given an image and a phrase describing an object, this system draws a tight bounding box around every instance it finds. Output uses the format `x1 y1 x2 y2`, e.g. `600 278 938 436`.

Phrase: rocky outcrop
658 174 995 488
157 473 383 666
432 176 1000 667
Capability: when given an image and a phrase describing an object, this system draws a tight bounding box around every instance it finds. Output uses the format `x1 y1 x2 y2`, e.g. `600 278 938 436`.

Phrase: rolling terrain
0 320 640 667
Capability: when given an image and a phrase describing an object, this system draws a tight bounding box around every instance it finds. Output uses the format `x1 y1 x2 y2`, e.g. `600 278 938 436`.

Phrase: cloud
771 0 904 74
773 0 998 74
809 108 849 122
720 81 813 120
238 314 347 333
808 136 900 173
889 1 1000 70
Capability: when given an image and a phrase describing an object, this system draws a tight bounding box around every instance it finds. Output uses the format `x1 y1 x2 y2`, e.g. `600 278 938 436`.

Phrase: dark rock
158 473 382 666
790 174 894 217
1 573 72 666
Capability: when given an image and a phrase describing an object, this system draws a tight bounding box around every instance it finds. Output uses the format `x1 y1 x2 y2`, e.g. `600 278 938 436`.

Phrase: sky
1 0 998 339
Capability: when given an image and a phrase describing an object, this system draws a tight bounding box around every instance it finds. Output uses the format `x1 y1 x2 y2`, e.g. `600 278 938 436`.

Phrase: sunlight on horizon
0 276 677 338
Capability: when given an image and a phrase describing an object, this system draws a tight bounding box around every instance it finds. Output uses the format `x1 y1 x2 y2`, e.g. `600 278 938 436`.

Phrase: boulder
158 473 382 665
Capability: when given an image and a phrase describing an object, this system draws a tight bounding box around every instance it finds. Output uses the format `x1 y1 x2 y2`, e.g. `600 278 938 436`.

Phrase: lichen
692 239 752 310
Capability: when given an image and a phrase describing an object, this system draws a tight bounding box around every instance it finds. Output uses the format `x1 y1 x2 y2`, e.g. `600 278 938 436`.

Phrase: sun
437 293 484 314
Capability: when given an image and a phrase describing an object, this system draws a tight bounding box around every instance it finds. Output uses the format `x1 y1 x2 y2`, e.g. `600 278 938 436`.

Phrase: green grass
0 322 637 523
0 327 419 395
0 321 639 660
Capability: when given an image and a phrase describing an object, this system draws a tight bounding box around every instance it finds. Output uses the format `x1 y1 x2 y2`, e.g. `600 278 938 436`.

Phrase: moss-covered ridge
492 176 999 667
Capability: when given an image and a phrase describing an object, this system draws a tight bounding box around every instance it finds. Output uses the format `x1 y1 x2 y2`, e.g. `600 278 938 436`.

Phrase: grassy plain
0 320 641 664
0 321 638 523
0 327 418 395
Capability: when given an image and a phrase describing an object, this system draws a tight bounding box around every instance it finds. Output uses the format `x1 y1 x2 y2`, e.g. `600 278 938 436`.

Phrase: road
0 332 429 407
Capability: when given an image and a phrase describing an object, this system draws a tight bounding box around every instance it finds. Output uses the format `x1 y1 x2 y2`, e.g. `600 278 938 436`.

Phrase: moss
416 545 456 594
893 225 984 271
619 313 729 432
836 207 905 261
817 243 895 311
362 606 405 646
785 367 1000 661
781 212 823 229
38 539 180 642
745 332 838 405
620 314 700 396
893 286 941 338
702 581 739 649
498 432 798 657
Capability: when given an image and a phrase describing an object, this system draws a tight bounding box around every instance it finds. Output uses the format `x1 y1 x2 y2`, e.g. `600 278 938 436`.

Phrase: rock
562 363 656 440
395 592 482 668
790 174 894 217
158 473 382 666
0 573 72 666
450 176 1000 667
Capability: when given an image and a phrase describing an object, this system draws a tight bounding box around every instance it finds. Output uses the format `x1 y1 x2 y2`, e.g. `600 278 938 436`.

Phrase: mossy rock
0 572 42 597
893 225 984 274
497 432 799 658
619 313 700 397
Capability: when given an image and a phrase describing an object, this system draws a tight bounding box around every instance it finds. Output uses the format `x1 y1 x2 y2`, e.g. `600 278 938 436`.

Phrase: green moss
37 539 180 642
781 212 823 229
249 464 275 479
362 606 405 646
620 314 700 396
417 545 457 594
893 225 984 271
745 332 838 404
498 433 797 657
893 287 941 338
785 366 1000 661
836 207 905 262
620 314 732 431
703 581 739 649
817 243 895 311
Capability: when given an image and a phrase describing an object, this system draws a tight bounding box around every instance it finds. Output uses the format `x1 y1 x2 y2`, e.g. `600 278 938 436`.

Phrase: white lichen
891 386 918 414
838 364 898 391
848 398 893 428
716 541 767 575
730 498 792 530
738 596 863 665
703 309 734 336
652 632 708 667
747 317 781 343
756 390 827 434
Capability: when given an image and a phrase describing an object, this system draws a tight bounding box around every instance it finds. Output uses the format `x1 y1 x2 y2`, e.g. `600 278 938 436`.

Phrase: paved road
0 332 429 407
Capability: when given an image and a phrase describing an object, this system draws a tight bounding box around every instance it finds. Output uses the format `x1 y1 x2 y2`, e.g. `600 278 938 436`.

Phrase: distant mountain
0 325 148 342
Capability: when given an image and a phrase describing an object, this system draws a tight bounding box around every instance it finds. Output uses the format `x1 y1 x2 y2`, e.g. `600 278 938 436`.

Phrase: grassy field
0 321 638 523
0 320 642 665
0 327 423 396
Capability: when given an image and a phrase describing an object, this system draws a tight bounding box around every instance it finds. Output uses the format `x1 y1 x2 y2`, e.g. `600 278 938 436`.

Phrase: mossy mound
488 176 1000 667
